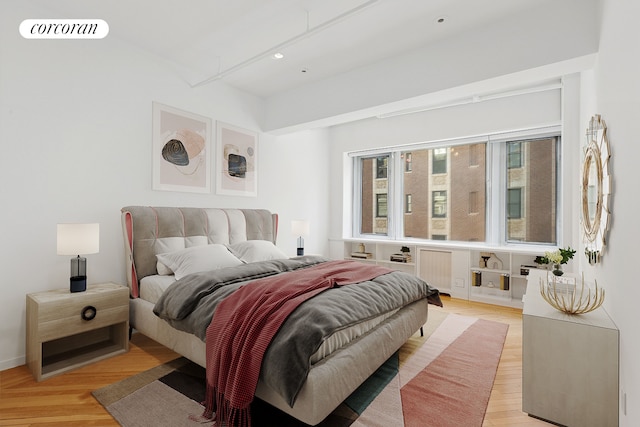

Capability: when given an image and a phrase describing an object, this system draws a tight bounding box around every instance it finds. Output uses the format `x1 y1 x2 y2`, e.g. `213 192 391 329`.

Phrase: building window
508 142 523 169
432 148 447 174
469 144 480 167
404 152 412 172
507 188 522 219
469 191 479 214
432 191 447 218
376 157 388 178
432 234 447 240
405 194 412 213
376 194 388 218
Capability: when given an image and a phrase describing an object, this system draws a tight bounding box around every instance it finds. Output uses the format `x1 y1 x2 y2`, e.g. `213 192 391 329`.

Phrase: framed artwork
152 102 212 193
216 122 258 197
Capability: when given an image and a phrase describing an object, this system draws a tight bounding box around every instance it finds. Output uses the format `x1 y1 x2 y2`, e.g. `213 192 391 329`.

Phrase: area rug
93 311 508 427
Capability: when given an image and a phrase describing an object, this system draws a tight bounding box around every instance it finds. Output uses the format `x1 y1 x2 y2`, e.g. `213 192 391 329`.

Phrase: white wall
0 3 330 369
259 129 331 256
586 1 640 425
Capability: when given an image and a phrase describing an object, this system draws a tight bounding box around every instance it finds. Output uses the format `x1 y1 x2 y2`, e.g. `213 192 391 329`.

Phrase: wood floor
0 295 552 426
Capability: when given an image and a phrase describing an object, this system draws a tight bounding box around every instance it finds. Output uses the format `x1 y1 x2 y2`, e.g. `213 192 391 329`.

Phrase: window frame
349 126 562 247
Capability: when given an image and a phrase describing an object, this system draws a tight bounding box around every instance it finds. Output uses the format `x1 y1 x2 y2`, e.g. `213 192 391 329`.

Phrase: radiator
418 249 452 291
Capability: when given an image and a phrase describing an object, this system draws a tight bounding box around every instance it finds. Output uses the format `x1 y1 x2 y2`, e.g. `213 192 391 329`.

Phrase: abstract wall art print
216 122 258 197
152 102 212 193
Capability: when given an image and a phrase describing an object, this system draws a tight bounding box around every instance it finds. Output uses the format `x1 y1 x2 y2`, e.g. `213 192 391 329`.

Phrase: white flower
545 250 563 264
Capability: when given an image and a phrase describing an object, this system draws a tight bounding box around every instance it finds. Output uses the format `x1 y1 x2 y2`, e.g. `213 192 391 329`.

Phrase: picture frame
216 121 258 197
152 102 212 193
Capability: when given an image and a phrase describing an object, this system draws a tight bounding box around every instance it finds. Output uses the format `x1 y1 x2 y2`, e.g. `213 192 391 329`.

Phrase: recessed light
272 52 284 59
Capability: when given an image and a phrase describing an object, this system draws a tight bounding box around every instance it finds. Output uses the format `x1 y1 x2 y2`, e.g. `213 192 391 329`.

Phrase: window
376 157 388 178
376 194 388 218
432 191 447 218
469 191 479 214
432 148 447 174
359 155 389 235
469 144 480 167
352 129 560 246
402 143 485 241
505 137 558 244
404 152 412 172
508 142 523 168
507 188 522 218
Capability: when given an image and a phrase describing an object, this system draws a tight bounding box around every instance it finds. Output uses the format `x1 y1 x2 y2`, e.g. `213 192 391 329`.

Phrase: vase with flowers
534 247 577 276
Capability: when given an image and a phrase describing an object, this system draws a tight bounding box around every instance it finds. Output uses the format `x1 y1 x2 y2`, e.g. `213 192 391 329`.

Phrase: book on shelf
351 252 373 259
390 253 412 263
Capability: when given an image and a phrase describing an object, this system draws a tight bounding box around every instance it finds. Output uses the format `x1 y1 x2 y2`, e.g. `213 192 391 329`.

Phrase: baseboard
0 355 25 372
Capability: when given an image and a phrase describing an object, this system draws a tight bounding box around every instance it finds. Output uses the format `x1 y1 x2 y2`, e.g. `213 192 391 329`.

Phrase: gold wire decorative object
539 274 605 315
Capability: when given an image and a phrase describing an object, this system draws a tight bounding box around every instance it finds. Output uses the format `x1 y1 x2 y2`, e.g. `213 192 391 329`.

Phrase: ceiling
29 0 557 99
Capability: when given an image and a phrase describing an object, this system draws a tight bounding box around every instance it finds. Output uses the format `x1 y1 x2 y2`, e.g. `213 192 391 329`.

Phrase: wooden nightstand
26 282 129 381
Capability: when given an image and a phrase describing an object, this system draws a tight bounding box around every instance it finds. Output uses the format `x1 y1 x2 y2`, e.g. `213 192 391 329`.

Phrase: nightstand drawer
37 305 128 342
31 283 128 323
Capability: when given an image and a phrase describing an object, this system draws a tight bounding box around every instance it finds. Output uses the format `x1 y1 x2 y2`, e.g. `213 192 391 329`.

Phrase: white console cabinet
522 270 619 426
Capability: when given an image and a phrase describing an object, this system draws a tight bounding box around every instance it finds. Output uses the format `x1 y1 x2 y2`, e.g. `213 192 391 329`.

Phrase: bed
121 206 441 426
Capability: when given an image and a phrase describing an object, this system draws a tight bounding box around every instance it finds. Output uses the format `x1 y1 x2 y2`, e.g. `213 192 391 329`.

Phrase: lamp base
70 276 87 293
297 247 304 256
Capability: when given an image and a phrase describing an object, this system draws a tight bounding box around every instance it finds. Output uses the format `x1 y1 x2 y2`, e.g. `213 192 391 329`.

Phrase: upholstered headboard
121 206 278 298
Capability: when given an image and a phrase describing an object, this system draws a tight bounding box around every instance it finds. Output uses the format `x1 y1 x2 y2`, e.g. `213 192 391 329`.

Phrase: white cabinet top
523 269 617 330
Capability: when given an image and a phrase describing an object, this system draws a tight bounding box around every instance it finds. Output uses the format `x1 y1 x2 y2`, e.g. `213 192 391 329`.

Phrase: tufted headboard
121 206 278 298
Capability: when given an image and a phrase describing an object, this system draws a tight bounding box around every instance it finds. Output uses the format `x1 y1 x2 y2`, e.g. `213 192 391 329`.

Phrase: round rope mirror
582 115 611 264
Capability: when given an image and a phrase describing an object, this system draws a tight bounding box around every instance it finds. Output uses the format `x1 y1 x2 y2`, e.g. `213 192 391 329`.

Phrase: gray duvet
153 256 441 406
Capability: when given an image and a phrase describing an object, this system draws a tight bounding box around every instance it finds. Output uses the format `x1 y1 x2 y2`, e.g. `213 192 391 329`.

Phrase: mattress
140 274 400 363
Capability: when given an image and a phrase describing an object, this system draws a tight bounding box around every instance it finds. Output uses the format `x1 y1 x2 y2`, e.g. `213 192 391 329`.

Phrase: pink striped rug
353 312 508 427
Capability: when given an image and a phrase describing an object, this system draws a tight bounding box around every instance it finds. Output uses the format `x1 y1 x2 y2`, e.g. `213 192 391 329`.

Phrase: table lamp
57 223 100 292
291 220 310 256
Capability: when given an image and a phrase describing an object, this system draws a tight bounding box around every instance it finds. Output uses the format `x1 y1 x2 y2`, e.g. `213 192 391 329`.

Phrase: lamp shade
57 223 100 255
291 220 310 236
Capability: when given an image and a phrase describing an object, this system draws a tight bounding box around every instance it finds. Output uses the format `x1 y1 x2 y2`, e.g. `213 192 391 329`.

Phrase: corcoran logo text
20 19 109 39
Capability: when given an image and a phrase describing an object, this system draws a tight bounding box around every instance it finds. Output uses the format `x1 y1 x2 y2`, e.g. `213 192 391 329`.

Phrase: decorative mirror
582 114 611 264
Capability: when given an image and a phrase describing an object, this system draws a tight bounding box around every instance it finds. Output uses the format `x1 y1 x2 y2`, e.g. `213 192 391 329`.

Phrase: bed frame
121 206 428 425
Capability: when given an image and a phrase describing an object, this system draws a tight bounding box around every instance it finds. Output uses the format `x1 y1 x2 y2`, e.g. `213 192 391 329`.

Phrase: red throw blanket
202 260 392 427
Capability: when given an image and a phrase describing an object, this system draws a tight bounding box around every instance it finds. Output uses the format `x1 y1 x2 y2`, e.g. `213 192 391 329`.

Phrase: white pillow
156 244 243 280
156 260 174 276
228 240 288 263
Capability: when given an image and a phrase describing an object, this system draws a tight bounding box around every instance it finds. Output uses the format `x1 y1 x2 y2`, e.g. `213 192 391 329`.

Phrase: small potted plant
535 247 576 276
